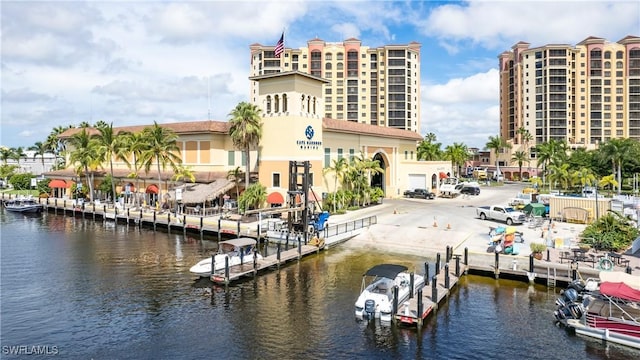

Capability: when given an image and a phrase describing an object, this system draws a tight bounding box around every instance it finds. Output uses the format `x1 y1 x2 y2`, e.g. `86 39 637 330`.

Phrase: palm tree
11 147 27 167
535 139 568 189
172 165 196 206
0 146 12 165
599 174 619 196
510 150 528 181
599 138 634 195
139 122 181 198
228 102 263 187
355 153 384 206
547 162 571 190
417 135 443 161
67 128 99 200
120 131 148 208
226 166 244 200
95 122 130 202
485 135 511 179
443 142 468 177
45 125 73 170
573 168 596 190
28 141 48 172
323 157 348 212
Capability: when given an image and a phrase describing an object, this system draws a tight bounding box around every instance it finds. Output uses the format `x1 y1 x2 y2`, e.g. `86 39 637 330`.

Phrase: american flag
274 32 284 58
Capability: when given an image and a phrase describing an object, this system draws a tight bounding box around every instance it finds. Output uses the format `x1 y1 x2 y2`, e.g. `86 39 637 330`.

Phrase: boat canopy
599 271 640 290
219 238 257 248
600 281 640 303
363 264 409 279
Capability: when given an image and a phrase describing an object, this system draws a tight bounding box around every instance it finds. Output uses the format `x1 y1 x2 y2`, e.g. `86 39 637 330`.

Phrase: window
337 148 343 160
241 152 246 166
349 149 355 163
272 173 280 187
228 151 235 166
324 148 330 168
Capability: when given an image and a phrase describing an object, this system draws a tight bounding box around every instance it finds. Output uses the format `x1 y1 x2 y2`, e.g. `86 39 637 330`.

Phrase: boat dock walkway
394 250 467 327
210 244 321 285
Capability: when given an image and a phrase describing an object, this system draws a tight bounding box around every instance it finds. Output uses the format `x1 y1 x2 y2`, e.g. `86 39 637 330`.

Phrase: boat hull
567 317 640 349
189 254 263 277
354 272 425 323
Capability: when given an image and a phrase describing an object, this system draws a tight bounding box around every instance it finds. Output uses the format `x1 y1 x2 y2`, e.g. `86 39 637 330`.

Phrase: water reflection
1 210 639 359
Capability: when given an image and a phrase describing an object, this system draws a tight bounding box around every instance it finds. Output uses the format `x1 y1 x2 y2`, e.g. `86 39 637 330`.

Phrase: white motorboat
189 237 263 277
4 196 43 213
354 264 425 323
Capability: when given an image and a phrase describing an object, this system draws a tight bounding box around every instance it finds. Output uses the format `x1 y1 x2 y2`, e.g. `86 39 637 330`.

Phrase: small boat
354 264 425 323
4 197 43 213
554 272 640 349
189 237 263 277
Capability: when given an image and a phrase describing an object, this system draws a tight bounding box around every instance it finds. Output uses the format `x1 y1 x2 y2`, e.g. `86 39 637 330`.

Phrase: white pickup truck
476 205 526 225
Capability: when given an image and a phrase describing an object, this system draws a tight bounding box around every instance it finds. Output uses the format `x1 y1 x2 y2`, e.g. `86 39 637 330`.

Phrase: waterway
1 210 639 359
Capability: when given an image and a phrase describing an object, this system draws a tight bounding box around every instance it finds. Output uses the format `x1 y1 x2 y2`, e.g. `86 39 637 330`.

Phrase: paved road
331 182 609 267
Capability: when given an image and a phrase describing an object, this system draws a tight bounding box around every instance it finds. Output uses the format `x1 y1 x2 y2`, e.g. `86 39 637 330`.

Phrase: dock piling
435 253 441 275
431 275 438 309
494 252 500 279
392 286 399 322
409 273 415 299
424 262 430 286
444 264 450 290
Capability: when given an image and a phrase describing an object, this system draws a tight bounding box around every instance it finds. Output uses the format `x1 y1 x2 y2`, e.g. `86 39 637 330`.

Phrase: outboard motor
364 299 376 320
563 288 579 303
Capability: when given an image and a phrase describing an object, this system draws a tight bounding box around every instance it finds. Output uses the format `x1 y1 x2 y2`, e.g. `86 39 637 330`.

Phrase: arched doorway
371 153 387 194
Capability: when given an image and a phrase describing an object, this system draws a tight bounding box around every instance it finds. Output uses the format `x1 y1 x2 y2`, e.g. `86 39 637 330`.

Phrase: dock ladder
546 267 557 288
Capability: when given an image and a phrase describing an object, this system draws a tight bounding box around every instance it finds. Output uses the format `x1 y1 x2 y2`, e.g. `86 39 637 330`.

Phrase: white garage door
408 174 426 190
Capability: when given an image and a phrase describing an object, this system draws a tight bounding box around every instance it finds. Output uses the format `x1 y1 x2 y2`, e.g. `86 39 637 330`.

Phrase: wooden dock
210 244 321 285
394 253 467 327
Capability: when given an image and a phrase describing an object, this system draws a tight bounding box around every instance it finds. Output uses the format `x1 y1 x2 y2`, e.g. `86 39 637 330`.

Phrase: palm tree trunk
244 147 251 188
156 156 162 208
110 159 117 205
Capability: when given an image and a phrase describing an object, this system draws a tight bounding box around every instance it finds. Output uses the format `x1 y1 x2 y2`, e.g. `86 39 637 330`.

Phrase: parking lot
336 182 587 260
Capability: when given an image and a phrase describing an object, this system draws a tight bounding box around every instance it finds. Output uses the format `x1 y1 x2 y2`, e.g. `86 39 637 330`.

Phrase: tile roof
322 118 422 141
58 120 230 139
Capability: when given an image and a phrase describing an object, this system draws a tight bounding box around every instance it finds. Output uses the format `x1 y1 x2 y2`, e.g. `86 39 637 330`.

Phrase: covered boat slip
364 264 409 280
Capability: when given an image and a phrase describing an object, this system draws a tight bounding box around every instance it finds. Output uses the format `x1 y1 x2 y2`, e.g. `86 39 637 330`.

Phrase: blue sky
1 1 639 150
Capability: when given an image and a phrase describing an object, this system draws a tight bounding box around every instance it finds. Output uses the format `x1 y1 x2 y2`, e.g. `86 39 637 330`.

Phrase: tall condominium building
249 38 422 132
498 35 640 153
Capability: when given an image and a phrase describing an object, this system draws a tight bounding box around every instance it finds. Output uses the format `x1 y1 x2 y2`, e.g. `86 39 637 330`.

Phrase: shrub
530 242 547 253
581 212 638 252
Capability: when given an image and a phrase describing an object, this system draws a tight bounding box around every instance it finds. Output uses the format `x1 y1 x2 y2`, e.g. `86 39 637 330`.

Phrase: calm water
1 210 639 359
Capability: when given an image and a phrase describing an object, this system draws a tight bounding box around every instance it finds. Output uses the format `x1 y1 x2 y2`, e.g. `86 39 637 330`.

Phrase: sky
1 1 639 150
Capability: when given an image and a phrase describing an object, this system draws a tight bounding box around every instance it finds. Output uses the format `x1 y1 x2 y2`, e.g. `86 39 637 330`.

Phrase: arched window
604 51 611 59
306 96 311 113
325 53 332 61
301 94 305 112
312 97 316 114
617 61 623 69
325 63 332 70
604 61 611 69
266 95 272 113
616 51 624 59
282 94 288 112
337 62 344 70
274 94 280 113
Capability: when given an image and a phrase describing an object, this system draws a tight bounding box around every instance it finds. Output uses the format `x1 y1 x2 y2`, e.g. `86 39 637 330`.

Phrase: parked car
403 188 436 200
460 185 480 195
476 205 526 225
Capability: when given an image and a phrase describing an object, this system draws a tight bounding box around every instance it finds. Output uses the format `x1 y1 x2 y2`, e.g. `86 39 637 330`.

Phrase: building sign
296 125 322 150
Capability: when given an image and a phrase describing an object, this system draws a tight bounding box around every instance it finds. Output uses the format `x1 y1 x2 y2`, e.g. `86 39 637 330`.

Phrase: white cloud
421 69 499 148
421 1 640 50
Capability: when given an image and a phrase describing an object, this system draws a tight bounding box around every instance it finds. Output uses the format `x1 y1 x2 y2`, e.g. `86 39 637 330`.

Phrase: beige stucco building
49 71 450 207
